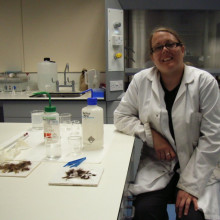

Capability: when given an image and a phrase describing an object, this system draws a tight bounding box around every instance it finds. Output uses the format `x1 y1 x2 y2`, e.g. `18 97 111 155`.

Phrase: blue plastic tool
64 157 86 167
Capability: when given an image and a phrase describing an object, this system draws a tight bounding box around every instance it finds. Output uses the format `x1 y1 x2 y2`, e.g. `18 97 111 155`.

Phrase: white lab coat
114 65 220 220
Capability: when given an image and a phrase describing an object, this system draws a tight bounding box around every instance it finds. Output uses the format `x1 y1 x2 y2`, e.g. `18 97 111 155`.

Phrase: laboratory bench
0 123 142 220
0 91 120 124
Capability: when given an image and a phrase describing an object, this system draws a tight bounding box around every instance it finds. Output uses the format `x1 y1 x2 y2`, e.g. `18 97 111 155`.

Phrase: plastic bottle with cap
81 89 104 150
34 92 60 139
33 92 61 159
37 57 58 92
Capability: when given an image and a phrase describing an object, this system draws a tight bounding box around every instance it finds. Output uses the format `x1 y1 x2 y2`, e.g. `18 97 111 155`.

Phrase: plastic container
43 108 60 140
93 88 104 98
85 69 100 89
82 91 104 150
37 57 58 92
33 92 61 159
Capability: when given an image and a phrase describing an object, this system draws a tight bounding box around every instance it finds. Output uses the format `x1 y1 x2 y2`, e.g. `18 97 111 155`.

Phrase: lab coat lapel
147 73 163 131
158 82 176 148
172 66 195 169
149 72 176 148
173 65 194 105
150 71 161 102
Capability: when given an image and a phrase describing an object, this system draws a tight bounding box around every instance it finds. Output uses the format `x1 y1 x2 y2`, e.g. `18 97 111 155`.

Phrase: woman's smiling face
150 31 185 75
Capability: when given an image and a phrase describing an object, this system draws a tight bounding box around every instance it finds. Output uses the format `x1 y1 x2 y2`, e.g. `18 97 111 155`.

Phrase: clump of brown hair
0 161 31 173
63 168 96 180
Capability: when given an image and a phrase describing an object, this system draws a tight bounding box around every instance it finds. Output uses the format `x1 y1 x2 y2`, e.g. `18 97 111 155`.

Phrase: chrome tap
63 63 69 85
53 63 75 92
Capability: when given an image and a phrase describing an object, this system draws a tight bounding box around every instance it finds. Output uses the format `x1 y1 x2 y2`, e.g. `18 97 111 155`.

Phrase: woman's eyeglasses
151 42 182 54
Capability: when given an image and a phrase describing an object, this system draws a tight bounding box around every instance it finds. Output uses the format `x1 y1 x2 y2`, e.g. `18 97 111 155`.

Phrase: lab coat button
169 171 174 176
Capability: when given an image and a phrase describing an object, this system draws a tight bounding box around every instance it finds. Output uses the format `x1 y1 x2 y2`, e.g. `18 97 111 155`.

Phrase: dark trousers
133 173 205 220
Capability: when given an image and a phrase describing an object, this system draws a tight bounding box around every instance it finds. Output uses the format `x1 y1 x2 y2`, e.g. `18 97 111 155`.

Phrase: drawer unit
118 138 143 220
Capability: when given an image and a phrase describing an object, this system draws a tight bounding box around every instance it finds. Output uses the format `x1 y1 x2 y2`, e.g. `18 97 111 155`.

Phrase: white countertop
0 123 134 220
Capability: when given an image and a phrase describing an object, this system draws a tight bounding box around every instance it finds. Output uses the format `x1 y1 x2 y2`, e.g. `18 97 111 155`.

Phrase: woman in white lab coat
114 27 220 220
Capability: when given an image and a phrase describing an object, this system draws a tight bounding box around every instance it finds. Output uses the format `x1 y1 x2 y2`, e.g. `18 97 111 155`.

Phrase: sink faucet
63 63 69 86
53 63 75 92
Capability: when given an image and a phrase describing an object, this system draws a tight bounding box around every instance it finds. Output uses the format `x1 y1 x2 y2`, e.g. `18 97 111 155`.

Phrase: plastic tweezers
64 157 86 168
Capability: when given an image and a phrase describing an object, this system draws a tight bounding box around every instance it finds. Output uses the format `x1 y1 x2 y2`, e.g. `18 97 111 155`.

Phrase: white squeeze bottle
82 96 104 150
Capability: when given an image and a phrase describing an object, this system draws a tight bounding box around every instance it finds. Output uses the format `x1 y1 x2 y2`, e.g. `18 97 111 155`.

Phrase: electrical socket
112 35 123 46
110 80 124 91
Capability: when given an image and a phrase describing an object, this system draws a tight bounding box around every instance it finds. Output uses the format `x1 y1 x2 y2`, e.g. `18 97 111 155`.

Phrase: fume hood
125 10 220 73
105 0 220 101
118 0 220 10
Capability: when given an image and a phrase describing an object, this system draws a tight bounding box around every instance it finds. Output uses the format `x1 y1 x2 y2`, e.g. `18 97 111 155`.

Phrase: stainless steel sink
30 92 82 98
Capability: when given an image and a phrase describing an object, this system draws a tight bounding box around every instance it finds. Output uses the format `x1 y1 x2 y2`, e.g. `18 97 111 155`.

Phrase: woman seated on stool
114 27 220 220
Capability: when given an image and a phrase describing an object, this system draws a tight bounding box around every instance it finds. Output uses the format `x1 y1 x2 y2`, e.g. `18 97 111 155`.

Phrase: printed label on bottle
82 111 95 119
82 108 103 150
88 136 95 143
43 117 60 140
44 132 52 138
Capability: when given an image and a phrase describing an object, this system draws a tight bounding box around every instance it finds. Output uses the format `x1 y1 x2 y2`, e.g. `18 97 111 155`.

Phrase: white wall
0 0 105 73
0 0 23 72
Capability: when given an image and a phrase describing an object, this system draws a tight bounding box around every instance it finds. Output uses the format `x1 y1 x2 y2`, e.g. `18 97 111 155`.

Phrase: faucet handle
56 80 59 92
71 80 75 92
51 78 57 83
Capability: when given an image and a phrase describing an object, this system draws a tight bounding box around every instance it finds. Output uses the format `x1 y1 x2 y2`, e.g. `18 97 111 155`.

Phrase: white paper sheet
48 164 104 186
0 160 40 177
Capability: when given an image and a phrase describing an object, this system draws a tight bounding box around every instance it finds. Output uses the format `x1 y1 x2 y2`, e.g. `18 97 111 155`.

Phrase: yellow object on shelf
114 53 122 59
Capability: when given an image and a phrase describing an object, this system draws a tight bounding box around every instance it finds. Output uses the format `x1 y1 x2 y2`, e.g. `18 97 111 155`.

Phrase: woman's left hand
176 189 198 218
151 128 176 161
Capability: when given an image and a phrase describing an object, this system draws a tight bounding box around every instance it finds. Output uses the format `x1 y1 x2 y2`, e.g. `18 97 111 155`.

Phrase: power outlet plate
110 80 124 91
112 35 123 46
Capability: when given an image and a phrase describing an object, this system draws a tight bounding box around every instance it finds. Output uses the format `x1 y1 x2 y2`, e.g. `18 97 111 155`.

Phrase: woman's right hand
151 129 176 161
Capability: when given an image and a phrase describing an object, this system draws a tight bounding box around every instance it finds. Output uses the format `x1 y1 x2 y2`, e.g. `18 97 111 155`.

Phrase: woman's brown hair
149 27 184 54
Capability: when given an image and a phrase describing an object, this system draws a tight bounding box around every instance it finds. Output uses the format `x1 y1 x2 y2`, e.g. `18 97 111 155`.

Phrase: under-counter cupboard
1 99 106 123
0 91 105 122
0 94 120 124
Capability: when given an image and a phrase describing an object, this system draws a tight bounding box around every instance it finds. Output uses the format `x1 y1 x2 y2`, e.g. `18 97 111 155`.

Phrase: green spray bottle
33 92 61 159
33 92 60 139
